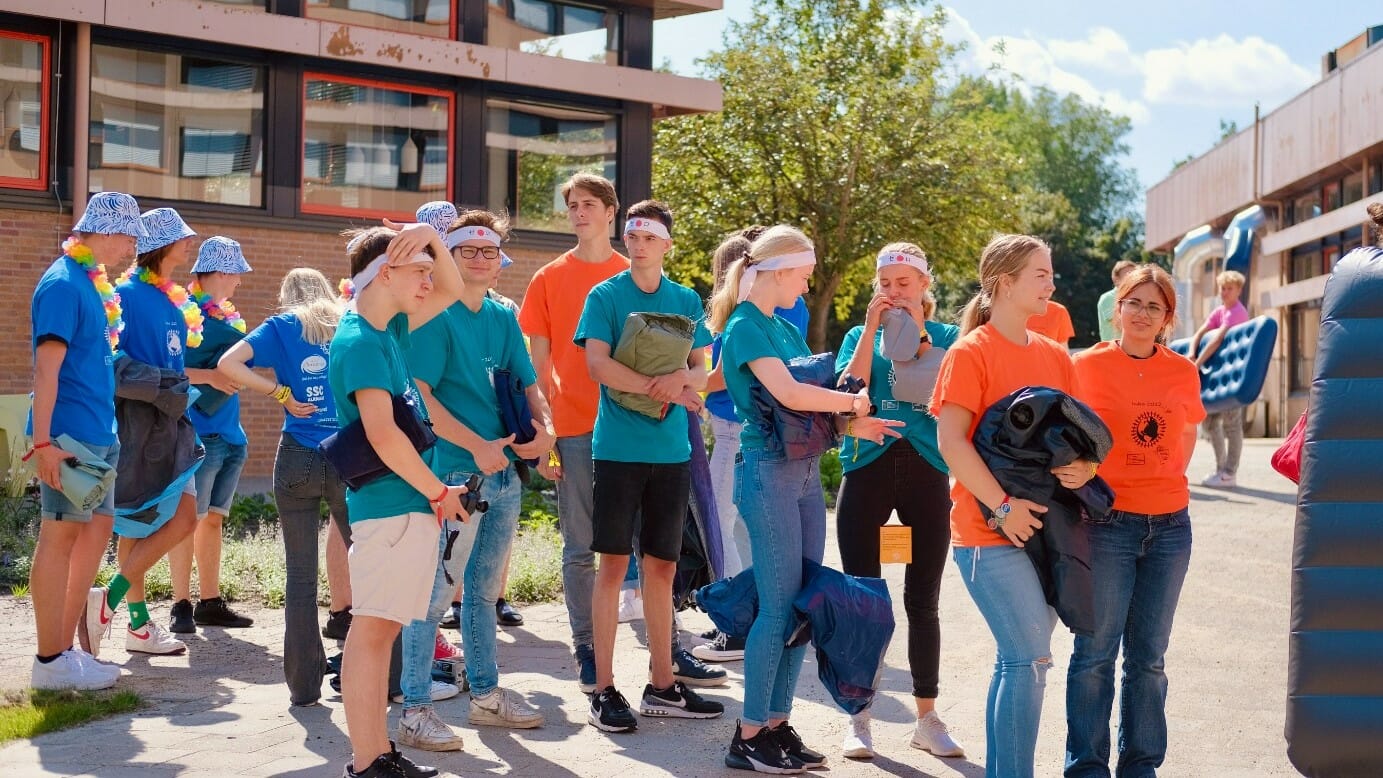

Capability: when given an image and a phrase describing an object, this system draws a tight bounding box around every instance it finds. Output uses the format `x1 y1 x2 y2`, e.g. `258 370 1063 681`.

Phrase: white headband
624 217 670 240
445 226 502 249
346 252 433 310
876 250 929 276
737 250 817 302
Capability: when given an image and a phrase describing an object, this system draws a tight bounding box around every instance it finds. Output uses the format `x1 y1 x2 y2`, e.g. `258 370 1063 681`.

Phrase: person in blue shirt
707 224 900 774
575 200 723 732
219 267 353 706
168 236 256 636
27 192 143 691
834 243 964 761
328 221 469 778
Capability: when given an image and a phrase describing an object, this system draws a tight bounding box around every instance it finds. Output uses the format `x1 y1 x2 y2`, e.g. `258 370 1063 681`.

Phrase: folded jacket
609 312 696 420
749 352 840 460
54 434 117 513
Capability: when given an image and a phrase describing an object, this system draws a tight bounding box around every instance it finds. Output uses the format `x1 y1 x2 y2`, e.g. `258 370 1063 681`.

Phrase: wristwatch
986 495 1012 530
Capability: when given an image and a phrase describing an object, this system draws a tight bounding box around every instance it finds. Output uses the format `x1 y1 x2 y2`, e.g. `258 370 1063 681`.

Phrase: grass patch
0 688 140 744
505 522 563 603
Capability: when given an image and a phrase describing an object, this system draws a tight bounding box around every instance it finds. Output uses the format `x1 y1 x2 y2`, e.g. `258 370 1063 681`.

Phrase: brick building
0 0 721 487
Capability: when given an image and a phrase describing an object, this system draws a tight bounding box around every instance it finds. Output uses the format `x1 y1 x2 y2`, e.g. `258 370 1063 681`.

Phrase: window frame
300 70 456 221
304 0 459 42
0 29 51 192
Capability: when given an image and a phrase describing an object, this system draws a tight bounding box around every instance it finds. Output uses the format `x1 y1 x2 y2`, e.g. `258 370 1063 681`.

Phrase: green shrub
505 522 562 603
819 449 843 507
225 493 279 538
519 472 559 530
0 491 38 588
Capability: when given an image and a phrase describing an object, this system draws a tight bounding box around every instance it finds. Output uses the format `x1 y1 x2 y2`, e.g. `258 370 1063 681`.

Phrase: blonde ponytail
959 233 1049 336
707 225 813 334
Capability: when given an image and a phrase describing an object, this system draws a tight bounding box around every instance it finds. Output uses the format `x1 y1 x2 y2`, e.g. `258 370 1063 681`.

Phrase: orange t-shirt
1028 300 1075 346
1073 341 1206 515
929 323 1079 547
517 250 629 437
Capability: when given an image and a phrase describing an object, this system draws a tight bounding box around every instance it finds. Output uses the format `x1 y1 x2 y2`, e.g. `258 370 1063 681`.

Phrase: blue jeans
953 544 1057 778
555 433 596 648
1065 508 1193 778
399 466 520 706
193 435 247 516
737 450 826 727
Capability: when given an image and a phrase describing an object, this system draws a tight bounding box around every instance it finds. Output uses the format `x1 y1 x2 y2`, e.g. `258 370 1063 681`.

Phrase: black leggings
835 440 951 699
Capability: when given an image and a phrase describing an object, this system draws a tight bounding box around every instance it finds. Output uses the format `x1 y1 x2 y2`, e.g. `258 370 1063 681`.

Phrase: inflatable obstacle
1169 315 1277 414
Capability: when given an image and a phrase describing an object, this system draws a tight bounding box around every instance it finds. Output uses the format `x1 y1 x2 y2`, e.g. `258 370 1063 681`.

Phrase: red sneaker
434 630 462 661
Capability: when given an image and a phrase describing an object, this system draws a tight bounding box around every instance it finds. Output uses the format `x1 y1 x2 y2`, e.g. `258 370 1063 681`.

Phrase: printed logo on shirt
166 329 183 357
301 354 327 375
1129 410 1166 448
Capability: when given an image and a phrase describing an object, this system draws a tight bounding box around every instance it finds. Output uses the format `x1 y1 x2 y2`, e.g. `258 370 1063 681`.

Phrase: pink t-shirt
1205 301 1249 330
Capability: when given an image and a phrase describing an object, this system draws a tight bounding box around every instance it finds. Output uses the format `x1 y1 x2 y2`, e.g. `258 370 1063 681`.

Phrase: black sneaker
387 742 438 778
726 720 803 774
673 647 729 687
771 721 826 769
169 599 195 634
194 597 254 628
699 627 719 641
640 680 724 719
323 608 352 639
496 598 524 627
692 630 746 662
438 603 460 630
327 652 343 676
344 753 407 778
575 643 597 693
588 686 638 732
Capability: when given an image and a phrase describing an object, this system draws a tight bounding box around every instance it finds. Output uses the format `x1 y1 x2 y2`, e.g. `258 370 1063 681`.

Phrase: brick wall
5 206 556 489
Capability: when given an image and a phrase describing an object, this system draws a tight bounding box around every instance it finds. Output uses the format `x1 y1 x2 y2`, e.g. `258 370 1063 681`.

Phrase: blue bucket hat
500 251 514 270
136 208 197 255
416 201 459 236
73 192 149 238
193 236 253 275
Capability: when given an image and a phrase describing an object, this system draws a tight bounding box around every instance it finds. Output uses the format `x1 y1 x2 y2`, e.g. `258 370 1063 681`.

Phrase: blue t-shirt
27 256 118 446
187 317 247 446
243 314 339 448
407 299 537 476
328 311 434 522
115 277 188 373
574 270 712 464
707 296 809 423
719 301 811 452
835 320 959 474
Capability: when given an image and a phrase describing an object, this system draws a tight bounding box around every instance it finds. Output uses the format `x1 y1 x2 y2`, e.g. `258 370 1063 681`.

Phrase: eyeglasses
455 246 501 260
1118 299 1166 318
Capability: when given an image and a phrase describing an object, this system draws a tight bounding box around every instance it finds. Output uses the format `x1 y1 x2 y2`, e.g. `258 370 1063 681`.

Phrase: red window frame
300 72 455 221
0 30 51 192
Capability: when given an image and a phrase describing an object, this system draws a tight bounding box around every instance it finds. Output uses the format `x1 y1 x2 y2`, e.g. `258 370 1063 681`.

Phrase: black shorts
591 459 691 562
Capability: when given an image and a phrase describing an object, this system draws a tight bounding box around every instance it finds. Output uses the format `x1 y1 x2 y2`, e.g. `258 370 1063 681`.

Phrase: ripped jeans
953 544 1057 778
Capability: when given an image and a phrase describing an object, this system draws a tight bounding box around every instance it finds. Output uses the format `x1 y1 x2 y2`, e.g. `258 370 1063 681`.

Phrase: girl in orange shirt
1065 265 1204 777
931 234 1097 778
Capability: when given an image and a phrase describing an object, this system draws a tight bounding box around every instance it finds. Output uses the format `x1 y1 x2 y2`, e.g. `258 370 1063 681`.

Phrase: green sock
106 574 131 611
128 600 150 630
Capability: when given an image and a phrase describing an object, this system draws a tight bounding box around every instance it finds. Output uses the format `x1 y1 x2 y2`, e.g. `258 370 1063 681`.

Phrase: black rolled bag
1287 246 1383 777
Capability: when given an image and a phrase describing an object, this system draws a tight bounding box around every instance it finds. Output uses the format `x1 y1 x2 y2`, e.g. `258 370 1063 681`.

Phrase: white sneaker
31 651 116 690
392 680 460 704
911 711 964 758
396 706 464 752
125 622 187 655
70 649 120 683
842 710 874 759
1201 471 1237 489
618 589 644 623
469 687 544 729
80 587 115 658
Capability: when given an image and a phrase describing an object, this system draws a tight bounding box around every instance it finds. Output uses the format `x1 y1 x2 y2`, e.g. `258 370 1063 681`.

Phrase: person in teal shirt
574 200 721 733
327 221 470 778
833 243 964 761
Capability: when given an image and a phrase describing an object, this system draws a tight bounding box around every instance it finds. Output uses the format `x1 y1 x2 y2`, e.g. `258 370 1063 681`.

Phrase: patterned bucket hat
416 201 459 236
73 192 149 238
192 236 253 274
500 251 513 269
136 208 197 255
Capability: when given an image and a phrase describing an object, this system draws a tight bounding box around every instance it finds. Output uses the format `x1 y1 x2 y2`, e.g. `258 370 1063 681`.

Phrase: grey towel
54 434 117 512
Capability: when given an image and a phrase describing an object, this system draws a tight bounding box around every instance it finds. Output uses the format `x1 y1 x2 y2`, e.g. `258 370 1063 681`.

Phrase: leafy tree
653 0 1020 350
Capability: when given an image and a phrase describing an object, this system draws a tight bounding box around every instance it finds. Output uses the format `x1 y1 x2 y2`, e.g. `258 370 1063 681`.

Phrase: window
488 0 621 65
302 74 452 219
486 98 616 232
1289 190 1321 226
89 46 266 207
1289 247 1324 283
1371 162 1382 195
1288 300 1320 392
1343 170 1364 206
0 31 49 191
1322 182 1340 213
306 0 454 39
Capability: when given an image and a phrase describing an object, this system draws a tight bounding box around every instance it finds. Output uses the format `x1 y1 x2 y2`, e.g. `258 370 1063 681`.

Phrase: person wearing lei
167 236 259 637
26 191 144 691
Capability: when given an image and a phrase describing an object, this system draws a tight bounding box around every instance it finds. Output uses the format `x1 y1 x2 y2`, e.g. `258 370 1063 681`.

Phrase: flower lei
118 265 205 348
338 278 355 301
188 280 246 334
61 238 124 352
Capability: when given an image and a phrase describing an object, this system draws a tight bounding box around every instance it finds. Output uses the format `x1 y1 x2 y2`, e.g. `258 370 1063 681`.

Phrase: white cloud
1142 35 1316 107
1048 27 1142 77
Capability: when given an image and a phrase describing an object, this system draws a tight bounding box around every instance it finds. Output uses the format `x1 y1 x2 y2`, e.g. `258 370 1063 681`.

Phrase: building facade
1145 26 1383 436
1 0 721 485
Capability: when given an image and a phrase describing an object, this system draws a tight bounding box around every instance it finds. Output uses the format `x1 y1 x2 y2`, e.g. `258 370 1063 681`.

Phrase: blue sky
654 1 1374 199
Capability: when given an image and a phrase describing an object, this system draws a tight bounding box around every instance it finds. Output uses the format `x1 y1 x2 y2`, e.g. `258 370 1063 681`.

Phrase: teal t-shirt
574 270 712 463
720 302 811 452
407 299 537 476
328 311 433 522
835 319 959 474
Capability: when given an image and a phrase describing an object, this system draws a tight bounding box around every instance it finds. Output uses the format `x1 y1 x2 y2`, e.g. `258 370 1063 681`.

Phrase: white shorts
347 512 441 625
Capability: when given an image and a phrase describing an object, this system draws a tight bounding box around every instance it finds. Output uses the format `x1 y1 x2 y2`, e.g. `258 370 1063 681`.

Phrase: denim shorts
193 434 247 516
39 438 120 522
